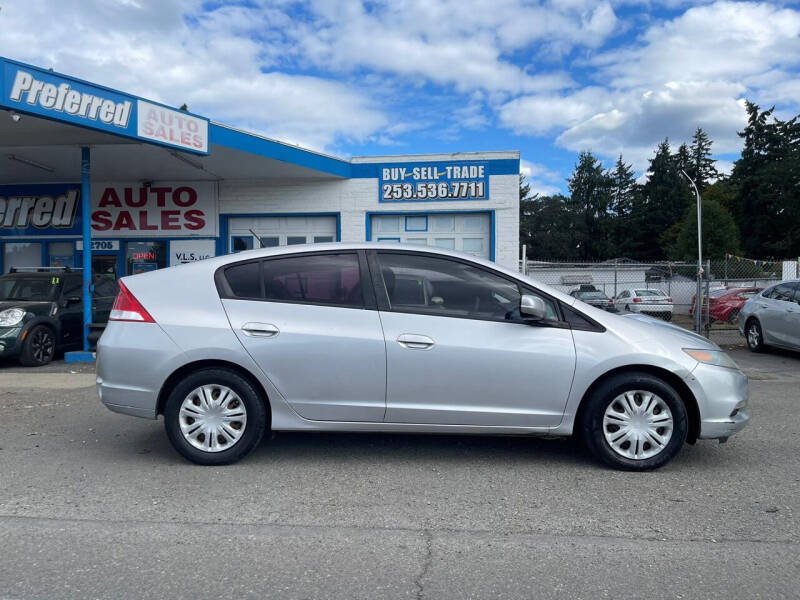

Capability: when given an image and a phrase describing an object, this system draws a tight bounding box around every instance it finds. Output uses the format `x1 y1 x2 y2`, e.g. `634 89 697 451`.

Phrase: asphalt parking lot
1 346 798 599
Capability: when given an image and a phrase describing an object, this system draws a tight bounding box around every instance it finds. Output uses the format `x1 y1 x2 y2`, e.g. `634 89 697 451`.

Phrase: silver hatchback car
97 244 749 470
739 280 800 352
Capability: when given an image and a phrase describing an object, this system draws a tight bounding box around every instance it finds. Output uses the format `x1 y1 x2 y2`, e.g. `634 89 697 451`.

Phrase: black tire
164 368 268 465
580 372 688 471
663 312 673 321
19 325 56 367
745 318 765 353
625 304 631 312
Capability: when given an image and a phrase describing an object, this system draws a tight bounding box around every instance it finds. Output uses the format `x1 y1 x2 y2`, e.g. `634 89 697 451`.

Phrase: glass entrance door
92 255 118 281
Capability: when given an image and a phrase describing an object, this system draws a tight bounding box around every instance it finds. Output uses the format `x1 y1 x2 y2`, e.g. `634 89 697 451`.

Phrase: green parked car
0 269 117 366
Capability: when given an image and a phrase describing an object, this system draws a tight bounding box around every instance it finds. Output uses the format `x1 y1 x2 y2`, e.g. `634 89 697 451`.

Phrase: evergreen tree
610 155 636 217
687 127 718 190
671 198 740 260
639 139 693 260
730 102 800 256
609 155 642 258
566 151 614 259
520 193 578 259
673 142 690 174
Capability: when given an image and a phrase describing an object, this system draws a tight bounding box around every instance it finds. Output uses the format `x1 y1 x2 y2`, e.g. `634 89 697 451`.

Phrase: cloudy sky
1 0 799 194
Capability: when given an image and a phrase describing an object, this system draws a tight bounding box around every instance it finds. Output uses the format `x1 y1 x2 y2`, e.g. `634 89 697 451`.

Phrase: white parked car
614 289 674 320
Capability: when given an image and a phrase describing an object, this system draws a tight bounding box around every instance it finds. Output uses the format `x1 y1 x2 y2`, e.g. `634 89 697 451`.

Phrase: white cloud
284 0 613 94
520 159 564 196
0 0 386 151
499 87 613 135
593 2 800 89
555 81 748 170
501 1 800 172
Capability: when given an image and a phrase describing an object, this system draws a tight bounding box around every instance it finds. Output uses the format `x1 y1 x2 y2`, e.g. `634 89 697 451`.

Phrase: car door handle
397 333 435 350
241 322 280 338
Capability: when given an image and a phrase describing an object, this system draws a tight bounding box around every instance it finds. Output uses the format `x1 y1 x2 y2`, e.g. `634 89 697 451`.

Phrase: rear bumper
96 322 185 420
639 304 673 313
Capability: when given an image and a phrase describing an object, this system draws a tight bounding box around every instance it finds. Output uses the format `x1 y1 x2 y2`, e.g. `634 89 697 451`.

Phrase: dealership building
0 56 520 284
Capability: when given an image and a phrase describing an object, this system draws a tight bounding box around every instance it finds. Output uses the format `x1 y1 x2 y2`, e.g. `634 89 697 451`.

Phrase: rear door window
222 253 364 308
262 254 363 307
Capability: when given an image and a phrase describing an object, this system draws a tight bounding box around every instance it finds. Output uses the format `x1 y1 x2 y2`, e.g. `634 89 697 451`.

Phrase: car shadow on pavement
256 431 594 466
118 423 752 472
120 423 596 468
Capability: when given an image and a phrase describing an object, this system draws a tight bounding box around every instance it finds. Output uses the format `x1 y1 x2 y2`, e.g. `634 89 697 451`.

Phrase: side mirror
520 294 547 321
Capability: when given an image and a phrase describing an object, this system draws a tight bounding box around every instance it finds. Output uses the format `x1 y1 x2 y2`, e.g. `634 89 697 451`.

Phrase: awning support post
81 146 92 352
66 146 95 363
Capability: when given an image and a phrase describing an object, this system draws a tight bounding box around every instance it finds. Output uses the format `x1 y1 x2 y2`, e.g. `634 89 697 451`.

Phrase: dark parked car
569 286 618 312
0 268 117 366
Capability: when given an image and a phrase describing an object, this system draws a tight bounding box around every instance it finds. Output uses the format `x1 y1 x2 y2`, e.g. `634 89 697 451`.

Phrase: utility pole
681 170 703 335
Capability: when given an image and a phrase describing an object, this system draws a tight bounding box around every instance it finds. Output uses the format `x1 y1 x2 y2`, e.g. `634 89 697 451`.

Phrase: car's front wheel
20 325 56 367
580 372 688 470
164 368 268 465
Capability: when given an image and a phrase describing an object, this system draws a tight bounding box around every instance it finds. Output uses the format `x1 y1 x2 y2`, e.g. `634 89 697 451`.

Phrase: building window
232 236 254 253
126 241 166 275
3 242 42 273
48 242 75 268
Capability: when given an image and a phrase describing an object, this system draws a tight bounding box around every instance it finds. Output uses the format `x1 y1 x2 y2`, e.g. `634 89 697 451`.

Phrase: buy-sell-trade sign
379 162 490 202
0 57 209 155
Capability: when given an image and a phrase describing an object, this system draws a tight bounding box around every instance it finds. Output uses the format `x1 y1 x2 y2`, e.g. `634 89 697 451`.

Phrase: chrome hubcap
179 385 247 453
747 324 760 347
603 390 673 460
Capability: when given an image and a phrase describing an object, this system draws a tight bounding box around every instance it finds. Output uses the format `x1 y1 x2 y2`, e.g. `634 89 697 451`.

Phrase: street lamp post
681 169 703 335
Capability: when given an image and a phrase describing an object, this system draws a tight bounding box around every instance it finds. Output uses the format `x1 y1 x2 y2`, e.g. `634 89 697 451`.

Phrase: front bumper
684 362 750 440
0 327 23 357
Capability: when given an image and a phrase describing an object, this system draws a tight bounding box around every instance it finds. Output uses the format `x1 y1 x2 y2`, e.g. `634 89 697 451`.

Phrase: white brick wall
218 160 519 269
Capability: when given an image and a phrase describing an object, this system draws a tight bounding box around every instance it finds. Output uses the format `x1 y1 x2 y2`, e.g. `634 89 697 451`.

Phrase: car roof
0 271 76 278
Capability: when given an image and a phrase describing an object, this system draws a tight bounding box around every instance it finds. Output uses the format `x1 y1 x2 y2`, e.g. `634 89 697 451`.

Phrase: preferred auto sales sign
90 182 218 238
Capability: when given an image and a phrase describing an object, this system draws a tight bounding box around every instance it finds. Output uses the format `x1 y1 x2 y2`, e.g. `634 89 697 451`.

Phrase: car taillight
632 297 642 303
110 281 155 323
667 297 673 303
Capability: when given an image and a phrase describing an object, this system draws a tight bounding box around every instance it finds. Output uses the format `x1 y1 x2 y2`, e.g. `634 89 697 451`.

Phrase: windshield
576 291 607 300
0 276 60 301
709 289 731 298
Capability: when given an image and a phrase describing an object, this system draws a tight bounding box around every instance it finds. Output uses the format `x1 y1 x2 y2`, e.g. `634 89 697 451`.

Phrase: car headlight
683 348 739 370
0 308 26 327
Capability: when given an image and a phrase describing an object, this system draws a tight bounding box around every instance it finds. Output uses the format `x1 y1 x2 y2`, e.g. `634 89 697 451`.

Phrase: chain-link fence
519 257 800 345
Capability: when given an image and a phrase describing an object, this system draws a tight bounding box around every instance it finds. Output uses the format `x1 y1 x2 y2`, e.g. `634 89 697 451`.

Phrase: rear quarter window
224 261 262 298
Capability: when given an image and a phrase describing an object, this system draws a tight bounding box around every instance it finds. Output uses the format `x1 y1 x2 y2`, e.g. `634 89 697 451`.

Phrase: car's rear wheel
20 325 56 367
745 319 765 353
580 372 688 471
164 368 267 465
663 312 672 321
